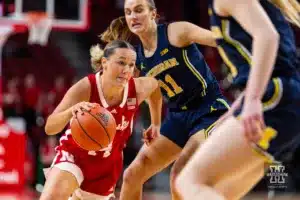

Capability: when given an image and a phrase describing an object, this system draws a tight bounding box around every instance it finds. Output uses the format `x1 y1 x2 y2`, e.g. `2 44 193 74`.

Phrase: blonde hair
90 44 104 72
270 0 300 27
90 40 136 72
100 16 133 43
100 0 158 43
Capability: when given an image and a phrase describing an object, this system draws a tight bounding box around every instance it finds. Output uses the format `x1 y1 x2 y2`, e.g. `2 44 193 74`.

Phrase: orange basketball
71 104 116 151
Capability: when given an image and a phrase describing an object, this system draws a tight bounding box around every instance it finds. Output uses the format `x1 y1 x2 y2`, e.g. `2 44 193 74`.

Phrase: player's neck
139 22 157 52
101 77 124 105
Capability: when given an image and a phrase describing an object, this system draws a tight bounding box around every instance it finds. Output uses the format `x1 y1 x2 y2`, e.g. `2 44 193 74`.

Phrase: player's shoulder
133 77 158 100
76 76 92 90
67 76 92 98
133 77 152 88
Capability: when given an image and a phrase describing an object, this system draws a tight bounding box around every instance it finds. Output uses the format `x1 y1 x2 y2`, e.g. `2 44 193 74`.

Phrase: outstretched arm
168 21 217 48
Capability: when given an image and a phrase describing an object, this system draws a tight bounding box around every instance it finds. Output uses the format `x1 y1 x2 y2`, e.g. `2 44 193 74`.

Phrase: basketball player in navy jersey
176 0 300 199
40 40 161 200
101 0 230 199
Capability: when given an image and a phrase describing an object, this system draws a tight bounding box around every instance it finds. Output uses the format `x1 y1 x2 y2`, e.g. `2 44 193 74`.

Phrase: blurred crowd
2 74 70 188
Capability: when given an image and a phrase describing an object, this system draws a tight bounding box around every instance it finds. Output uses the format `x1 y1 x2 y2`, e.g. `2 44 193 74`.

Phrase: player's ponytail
90 44 104 72
100 16 133 43
270 0 300 27
90 40 135 72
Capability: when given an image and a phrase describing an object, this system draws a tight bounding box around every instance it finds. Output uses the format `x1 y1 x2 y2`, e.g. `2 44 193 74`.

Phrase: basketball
71 104 117 151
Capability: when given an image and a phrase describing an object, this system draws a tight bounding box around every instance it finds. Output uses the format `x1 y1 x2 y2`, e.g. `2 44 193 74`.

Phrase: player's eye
118 61 126 66
135 7 143 13
124 9 131 15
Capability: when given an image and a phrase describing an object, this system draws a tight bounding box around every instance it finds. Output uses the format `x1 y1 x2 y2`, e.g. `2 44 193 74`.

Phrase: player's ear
151 8 157 20
101 57 108 71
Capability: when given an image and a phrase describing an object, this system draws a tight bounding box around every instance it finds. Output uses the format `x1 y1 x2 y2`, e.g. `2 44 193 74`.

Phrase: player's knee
123 153 151 184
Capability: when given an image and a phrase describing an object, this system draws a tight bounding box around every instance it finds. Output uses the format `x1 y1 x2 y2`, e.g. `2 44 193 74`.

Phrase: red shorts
44 130 124 198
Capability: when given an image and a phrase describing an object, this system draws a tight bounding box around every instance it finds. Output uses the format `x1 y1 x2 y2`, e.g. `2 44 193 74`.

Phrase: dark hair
146 0 156 10
100 0 157 43
90 40 136 72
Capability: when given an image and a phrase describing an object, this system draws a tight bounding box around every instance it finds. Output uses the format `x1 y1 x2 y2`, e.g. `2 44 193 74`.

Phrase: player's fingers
81 104 92 112
92 103 98 107
73 105 83 115
142 138 150 146
142 129 146 138
258 115 266 130
248 116 264 143
243 118 251 142
77 107 84 115
150 129 156 138
249 117 260 142
72 109 77 118
86 102 96 108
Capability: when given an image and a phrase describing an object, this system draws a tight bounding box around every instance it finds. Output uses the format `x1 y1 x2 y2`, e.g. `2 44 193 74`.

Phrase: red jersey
51 73 139 196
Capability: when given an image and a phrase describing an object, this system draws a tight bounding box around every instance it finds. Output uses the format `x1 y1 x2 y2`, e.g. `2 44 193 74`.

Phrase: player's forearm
245 30 279 102
147 87 162 126
45 108 73 135
194 29 217 47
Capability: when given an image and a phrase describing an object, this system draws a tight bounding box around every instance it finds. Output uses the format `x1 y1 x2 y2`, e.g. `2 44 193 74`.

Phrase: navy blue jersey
208 0 298 87
136 24 222 111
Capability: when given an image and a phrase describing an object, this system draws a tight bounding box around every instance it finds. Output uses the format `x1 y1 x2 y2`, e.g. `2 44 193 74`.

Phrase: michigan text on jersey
146 58 179 77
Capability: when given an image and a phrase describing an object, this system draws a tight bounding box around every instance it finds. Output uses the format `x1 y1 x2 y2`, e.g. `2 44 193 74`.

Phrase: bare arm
45 77 91 135
215 0 279 102
134 77 162 126
168 21 217 48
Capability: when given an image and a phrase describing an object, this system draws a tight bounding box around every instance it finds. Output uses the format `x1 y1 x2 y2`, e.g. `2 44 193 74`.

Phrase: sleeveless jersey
208 0 298 87
136 23 222 111
87 72 138 150
53 72 138 195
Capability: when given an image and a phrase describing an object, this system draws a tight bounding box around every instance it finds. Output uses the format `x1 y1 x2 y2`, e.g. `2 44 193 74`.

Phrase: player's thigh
126 135 182 179
40 167 79 200
215 161 265 200
171 130 206 176
178 116 266 185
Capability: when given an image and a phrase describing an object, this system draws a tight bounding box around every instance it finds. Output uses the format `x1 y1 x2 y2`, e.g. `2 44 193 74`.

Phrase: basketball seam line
76 116 103 149
86 111 111 143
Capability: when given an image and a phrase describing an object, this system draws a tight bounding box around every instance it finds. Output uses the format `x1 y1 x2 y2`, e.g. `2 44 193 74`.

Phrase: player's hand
241 98 265 143
72 102 97 117
142 124 160 146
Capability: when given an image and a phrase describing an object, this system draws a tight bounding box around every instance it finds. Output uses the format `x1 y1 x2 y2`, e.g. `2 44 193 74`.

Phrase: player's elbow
266 28 279 43
255 26 279 44
45 123 55 135
44 116 59 135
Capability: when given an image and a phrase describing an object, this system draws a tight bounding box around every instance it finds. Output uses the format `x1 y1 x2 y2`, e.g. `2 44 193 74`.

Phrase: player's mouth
131 22 142 29
116 77 128 82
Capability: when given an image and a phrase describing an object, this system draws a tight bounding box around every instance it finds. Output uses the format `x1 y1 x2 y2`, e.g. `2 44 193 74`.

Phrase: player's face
124 0 156 35
102 48 136 87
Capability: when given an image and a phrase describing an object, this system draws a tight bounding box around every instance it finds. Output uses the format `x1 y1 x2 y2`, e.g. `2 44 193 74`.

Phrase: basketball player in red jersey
39 40 161 200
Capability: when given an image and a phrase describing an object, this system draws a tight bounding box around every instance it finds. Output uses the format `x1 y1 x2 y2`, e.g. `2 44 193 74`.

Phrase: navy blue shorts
161 98 229 148
236 76 300 162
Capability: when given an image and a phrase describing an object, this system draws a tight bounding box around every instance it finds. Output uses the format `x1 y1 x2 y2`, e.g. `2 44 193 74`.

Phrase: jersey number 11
159 74 183 98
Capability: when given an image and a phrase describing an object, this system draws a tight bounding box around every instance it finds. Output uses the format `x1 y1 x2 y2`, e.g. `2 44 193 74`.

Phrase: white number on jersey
60 150 75 163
